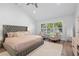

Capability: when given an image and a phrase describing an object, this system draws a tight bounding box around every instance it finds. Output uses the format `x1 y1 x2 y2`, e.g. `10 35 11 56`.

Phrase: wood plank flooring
48 40 74 56
61 41 74 56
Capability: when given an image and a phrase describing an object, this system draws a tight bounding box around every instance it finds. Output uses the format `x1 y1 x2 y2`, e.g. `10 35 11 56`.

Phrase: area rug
28 41 63 56
0 51 10 56
0 41 63 56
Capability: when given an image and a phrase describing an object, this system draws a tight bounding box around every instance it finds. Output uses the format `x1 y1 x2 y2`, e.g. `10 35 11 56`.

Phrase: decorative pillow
7 32 15 37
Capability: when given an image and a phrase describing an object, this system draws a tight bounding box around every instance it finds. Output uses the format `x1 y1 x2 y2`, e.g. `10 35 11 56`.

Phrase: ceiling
16 3 77 21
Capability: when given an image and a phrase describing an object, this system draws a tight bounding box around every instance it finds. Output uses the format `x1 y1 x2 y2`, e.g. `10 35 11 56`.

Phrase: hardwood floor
49 40 74 56
61 41 74 56
0 41 74 56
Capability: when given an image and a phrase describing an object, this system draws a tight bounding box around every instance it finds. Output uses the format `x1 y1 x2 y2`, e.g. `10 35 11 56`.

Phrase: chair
49 32 61 42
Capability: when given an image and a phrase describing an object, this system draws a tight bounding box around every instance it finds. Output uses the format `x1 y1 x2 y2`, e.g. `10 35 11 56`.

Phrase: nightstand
0 40 2 48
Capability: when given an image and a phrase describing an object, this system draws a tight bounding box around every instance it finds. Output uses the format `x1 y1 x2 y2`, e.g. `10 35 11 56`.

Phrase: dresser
0 37 2 48
72 37 79 56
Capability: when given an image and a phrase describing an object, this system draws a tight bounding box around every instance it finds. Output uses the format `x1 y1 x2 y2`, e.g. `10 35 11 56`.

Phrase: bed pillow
15 31 31 37
7 32 15 37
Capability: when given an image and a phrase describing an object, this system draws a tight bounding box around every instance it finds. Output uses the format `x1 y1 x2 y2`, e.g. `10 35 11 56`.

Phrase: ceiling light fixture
26 3 38 8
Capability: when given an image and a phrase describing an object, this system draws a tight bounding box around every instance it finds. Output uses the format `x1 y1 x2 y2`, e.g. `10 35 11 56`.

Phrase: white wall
75 4 79 37
36 15 75 41
0 4 35 40
75 4 79 17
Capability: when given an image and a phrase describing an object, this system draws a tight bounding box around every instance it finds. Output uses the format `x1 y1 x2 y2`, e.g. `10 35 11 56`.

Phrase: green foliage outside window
57 22 62 27
47 23 53 30
54 23 58 29
41 20 63 36
47 22 62 29
54 22 62 27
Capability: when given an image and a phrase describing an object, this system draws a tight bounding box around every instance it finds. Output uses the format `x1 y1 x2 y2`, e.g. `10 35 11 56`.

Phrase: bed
2 25 44 56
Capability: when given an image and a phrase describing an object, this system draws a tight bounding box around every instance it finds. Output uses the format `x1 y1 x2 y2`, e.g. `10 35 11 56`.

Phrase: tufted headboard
3 25 27 42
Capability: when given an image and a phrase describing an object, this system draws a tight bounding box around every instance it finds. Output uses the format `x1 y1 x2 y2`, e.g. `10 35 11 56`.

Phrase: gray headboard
3 25 27 42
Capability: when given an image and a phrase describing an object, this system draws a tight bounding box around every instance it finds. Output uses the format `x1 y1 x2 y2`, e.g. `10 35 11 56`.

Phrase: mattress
3 35 43 52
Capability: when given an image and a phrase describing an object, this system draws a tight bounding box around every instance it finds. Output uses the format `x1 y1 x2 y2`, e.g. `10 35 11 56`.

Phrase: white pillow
15 31 31 37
